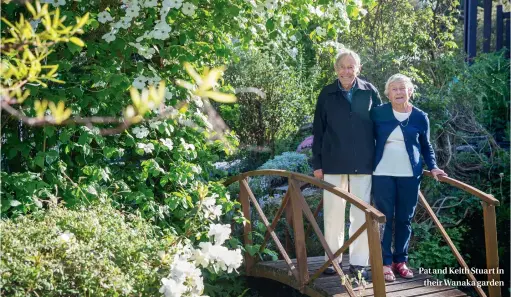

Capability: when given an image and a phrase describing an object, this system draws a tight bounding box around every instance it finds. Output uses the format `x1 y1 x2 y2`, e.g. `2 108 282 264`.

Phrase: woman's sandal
383 265 396 282
393 262 414 279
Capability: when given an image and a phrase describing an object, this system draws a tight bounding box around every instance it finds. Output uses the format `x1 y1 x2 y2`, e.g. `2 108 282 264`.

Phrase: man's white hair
334 49 361 73
384 73 415 97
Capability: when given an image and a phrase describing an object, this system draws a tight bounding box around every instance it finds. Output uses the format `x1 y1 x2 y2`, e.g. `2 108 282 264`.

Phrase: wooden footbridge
225 170 502 297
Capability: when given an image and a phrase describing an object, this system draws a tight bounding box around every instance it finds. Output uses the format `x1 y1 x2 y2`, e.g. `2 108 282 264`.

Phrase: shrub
249 152 312 195
0 203 172 297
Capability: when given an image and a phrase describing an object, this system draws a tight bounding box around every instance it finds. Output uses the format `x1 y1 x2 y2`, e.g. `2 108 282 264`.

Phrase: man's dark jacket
312 77 382 174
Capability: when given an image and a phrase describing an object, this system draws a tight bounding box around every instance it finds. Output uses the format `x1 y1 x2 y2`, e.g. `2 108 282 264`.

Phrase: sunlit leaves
1 1 88 105
125 81 166 123
176 62 236 103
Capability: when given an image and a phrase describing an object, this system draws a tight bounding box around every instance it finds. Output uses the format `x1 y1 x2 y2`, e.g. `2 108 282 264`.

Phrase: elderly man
312 49 382 278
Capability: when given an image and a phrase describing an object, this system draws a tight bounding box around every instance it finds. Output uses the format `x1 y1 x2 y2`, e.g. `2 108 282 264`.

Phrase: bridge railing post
239 178 255 275
482 202 501 297
289 179 309 290
365 210 386 297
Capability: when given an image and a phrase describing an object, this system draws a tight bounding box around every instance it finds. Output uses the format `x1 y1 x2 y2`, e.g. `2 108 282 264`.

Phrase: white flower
202 194 222 220
290 35 297 42
112 21 123 29
159 278 186 297
102 31 117 43
148 75 161 85
149 121 162 129
208 224 231 246
143 0 158 7
119 16 133 29
199 243 243 273
160 138 174 150
59 231 74 242
308 4 324 17
336 2 349 20
180 138 195 151
152 21 172 40
191 165 201 174
288 47 298 59
170 257 199 283
192 248 210 267
315 26 327 37
132 75 148 89
29 20 40 30
181 2 197 16
129 42 156 59
132 126 150 138
126 4 140 18
265 0 277 10
163 0 183 9
165 89 174 101
137 142 154 153
98 11 113 23
255 3 265 13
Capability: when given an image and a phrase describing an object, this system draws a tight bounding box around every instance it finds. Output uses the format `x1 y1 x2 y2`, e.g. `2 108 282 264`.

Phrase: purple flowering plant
297 135 314 152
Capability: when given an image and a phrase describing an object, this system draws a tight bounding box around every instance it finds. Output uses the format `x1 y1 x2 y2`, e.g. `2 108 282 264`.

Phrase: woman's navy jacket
371 103 439 177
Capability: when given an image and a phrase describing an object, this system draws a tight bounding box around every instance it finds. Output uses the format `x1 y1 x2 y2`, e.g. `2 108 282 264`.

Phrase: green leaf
346 4 359 19
179 33 187 45
228 5 240 16
110 74 126 87
59 130 71 143
78 133 90 145
34 152 45 169
82 144 92 156
103 147 117 158
44 126 56 137
88 19 100 29
7 147 18 159
45 150 59 165
265 18 275 32
67 41 82 54
245 244 260 256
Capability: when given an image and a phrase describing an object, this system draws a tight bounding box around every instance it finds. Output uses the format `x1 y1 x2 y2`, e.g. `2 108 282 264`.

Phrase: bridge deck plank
252 255 468 297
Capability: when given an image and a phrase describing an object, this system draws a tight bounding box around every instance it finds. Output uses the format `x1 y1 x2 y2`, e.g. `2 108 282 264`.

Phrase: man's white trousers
323 174 371 266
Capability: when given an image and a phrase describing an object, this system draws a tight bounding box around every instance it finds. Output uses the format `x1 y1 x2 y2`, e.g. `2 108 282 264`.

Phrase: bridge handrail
224 169 386 223
423 170 500 206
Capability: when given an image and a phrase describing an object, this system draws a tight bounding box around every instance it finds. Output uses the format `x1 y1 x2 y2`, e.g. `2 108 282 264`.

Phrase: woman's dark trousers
372 175 421 266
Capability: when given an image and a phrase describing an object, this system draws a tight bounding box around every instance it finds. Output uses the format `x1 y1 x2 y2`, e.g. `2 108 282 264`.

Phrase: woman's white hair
334 49 361 73
384 74 415 97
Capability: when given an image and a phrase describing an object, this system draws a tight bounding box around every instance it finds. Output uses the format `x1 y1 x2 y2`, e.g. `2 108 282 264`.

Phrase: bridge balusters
419 191 487 297
289 179 357 296
239 179 300 281
258 189 291 255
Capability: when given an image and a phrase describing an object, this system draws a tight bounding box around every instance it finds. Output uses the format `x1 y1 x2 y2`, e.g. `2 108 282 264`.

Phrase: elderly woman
371 74 447 282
